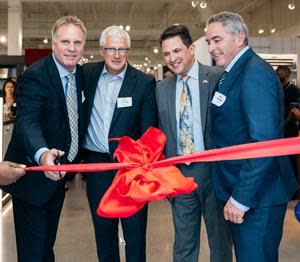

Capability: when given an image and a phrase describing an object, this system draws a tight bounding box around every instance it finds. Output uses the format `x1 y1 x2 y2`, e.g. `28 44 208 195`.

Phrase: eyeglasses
103 47 129 55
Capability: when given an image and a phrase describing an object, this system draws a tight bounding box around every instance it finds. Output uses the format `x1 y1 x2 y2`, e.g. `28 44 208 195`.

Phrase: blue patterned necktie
66 73 78 162
217 71 228 89
179 75 195 155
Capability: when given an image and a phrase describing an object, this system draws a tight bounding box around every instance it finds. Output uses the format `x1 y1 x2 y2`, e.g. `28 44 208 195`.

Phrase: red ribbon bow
98 127 197 218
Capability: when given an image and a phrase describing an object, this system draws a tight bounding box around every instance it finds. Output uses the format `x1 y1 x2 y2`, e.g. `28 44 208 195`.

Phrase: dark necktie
66 73 78 162
179 75 195 155
217 70 228 89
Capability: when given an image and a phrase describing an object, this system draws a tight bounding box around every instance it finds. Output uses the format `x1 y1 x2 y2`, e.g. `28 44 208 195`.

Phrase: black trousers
84 150 148 262
12 181 66 262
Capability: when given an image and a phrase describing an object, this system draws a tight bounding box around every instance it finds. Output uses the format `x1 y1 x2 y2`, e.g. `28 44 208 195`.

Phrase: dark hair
2 79 16 103
159 24 193 47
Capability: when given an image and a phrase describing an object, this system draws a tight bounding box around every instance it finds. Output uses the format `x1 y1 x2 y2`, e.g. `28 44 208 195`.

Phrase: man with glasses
1 16 86 261
156 24 232 262
82 25 157 262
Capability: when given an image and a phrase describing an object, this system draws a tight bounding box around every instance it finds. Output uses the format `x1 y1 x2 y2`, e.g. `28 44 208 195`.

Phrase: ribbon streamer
25 127 300 218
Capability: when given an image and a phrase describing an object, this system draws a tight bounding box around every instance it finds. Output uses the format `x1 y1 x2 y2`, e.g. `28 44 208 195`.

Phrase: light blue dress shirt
83 64 127 153
34 54 77 164
175 61 205 155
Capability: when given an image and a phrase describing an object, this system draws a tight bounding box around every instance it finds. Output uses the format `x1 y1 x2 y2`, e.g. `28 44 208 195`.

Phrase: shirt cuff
229 196 250 212
34 147 49 165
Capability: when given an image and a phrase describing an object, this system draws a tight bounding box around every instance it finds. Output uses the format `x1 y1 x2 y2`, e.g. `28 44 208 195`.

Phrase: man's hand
39 149 66 181
0 161 26 185
224 200 245 224
291 107 300 120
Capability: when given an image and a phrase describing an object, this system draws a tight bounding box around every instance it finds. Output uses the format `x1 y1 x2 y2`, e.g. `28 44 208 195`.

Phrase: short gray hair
206 12 248 45
52 15 87 43
99 26 131 48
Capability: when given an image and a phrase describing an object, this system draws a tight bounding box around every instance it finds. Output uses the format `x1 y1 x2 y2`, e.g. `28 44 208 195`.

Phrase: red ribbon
26 127 300 218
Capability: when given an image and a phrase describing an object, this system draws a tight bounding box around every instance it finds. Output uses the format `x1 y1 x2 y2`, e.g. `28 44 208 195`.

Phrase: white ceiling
0 0 300 67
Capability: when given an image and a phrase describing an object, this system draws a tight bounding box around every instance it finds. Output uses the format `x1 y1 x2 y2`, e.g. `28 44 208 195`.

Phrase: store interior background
0 1 300 261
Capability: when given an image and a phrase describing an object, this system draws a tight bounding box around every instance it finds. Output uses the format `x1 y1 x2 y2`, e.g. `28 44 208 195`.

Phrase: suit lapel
110 64 137 130
218 48 254 95
47 55 69 120
167 75 178 141
198 63 210 134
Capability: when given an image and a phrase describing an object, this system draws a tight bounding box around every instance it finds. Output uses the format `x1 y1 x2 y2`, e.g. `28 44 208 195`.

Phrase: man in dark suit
82 25 157 262
156 24 232 262
1 16 86 261
205 12 298 262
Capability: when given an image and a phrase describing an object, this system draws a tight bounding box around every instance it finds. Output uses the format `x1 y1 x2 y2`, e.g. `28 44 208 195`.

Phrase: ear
236 32 246 48
189 43 196 55
99 47 104 57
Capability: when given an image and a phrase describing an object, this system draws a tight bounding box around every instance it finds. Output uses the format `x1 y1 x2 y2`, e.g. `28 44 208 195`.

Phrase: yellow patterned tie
179 75 195 155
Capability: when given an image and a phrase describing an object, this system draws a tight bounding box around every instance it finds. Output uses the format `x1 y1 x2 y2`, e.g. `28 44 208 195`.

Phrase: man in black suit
82 25 157 262
1 16 86 261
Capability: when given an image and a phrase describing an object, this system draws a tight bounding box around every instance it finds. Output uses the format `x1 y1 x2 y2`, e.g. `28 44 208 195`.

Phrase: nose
207 42 215 53
114 50 121 58
169 52 176 62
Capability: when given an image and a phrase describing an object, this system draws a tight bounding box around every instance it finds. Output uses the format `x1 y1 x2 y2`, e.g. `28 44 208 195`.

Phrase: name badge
117 97 132 108
211 91 226 107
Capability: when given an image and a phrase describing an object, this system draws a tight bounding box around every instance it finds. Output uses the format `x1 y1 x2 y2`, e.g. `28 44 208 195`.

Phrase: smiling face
205 22 245 68
100 36 129 75
4 81 14 95
52 23 85 72
161 36 195 76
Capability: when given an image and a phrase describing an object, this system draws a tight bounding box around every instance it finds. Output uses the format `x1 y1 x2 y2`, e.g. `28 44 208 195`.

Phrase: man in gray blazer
156 24 232 262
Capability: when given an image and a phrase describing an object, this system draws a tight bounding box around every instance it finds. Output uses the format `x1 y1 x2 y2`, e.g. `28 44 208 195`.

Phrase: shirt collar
176 59 198 83
225 46 249 72
52 53 76 79
101 62 128 80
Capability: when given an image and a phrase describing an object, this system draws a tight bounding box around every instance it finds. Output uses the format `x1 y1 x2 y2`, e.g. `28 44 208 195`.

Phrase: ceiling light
43 38 48 44
143 63 147 67
145 57 149 61
153 48 159 54
191 1 199 8
158 64 162 67
204 27 207 32
270 28 276 34
0 35 7 43
125 25 131 31
119 25 124 29
199 1 207 8
90 54 94 59
258 28 264 34
288 3 296 10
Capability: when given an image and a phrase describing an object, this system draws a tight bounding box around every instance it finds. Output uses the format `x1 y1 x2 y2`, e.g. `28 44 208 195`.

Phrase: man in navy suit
2 16 86 261
82 25 157 262
205 12 298 262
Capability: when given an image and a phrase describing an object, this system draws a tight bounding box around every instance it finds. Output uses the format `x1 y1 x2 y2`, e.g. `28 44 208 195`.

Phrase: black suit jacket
82 62 158 156
2 54 84 206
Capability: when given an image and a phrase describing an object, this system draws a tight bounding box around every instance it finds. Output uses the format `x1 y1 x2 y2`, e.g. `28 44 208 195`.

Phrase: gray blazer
156 62 222 158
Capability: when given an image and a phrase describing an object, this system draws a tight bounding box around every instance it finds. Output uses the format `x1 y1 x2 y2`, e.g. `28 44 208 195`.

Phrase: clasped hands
224 200 245 224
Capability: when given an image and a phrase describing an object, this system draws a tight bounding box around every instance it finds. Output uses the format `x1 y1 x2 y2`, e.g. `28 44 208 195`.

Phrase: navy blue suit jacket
82 62 158 155
211 48 298 208
2 54 84 206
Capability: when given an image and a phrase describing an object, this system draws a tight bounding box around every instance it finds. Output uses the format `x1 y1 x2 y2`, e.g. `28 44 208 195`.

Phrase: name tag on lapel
117 97 132 108
211 91 226 107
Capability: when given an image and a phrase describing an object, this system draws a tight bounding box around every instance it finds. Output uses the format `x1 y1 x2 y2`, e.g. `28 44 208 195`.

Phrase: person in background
0 161 25 185
205 11 298 262
2 79 17 117
156 24 232 262
82 25 157 262
1 15 86 261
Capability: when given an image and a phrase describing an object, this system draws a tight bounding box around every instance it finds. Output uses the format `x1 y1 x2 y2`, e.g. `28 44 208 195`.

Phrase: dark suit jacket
156 62 222 158
2 54 84 206
82 62 158 155
211 48 298 208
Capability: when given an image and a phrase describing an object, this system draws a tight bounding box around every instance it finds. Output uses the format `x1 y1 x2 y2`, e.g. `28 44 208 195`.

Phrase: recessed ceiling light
270 28 276 34
258 29 264 34
199 1 207 8
288 3 296 10
0 35 7 43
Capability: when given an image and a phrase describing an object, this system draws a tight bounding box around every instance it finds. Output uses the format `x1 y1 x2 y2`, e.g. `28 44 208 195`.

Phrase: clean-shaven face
205 22 244 68
52 24 85 72
161 36 195 76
